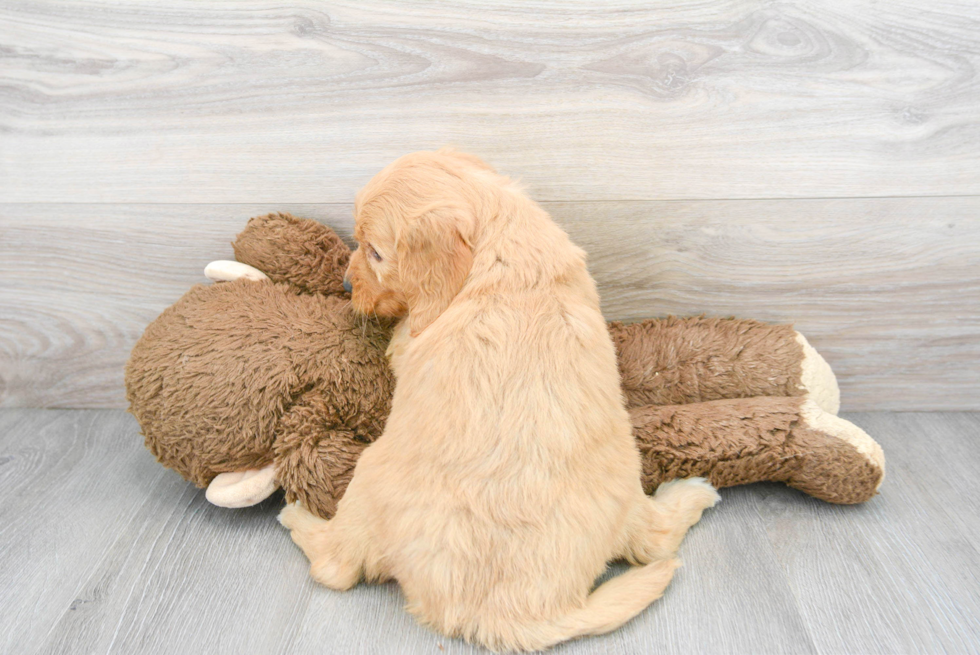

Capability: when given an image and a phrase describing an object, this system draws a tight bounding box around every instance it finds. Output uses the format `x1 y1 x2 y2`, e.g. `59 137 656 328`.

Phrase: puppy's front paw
278 501 328 559
310 555 360 591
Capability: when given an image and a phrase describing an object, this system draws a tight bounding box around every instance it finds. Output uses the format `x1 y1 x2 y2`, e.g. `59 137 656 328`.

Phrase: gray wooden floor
2 409 978 654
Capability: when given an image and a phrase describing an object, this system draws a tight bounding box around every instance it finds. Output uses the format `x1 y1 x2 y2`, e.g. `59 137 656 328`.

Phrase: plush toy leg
274 427 368 521
205 464 279 508
610 316 840 414
631 397 884 504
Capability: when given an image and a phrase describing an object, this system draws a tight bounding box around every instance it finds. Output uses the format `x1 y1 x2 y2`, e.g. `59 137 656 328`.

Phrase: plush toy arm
609 316 840 414
274 427 369 520
269 384 378 520
231 212 351 296
631 396 884 504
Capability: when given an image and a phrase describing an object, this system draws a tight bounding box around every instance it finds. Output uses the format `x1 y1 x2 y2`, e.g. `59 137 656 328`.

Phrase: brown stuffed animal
125 213 884 519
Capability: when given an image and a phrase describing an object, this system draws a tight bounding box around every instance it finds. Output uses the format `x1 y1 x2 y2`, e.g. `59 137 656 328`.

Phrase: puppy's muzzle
342 277 353 294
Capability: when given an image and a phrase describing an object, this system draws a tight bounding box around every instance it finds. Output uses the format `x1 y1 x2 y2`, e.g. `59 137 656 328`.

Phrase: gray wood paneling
2 409 979 653
568 198 980 412
0 204 352 408
2 200 977 410
2 2 979 649
1 1 979 203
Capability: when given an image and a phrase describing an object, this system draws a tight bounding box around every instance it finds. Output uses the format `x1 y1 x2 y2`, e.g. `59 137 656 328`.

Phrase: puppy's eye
368 245 383 263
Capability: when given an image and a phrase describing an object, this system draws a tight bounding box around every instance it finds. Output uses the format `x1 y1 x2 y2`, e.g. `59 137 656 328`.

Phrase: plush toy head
126 213 884 519
126 213 395 517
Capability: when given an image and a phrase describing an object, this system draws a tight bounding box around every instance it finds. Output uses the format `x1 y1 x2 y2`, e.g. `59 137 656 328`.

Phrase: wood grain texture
1 1 979 202
567 198 980 412
759 412 980 654
622 486 817 655
3 409 979 653
0 203 353 408
2 200 977 410
38 486 311 655
0 410 168 654
280 490 817 654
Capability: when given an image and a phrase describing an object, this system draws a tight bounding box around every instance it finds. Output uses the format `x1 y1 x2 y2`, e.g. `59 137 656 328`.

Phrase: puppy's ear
397 203 474 337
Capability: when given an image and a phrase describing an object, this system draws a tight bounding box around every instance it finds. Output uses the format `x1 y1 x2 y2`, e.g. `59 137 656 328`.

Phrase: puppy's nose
342 277 353 294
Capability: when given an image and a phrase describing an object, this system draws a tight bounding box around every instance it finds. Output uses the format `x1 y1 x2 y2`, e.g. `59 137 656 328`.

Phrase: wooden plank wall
1 1 978 410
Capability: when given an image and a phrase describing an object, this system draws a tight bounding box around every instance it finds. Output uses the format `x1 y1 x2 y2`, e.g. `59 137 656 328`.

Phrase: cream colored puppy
279 149 720 651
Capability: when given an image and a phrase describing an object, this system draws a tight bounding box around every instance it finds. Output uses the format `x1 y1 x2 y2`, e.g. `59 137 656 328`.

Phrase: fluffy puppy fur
280 149 720 651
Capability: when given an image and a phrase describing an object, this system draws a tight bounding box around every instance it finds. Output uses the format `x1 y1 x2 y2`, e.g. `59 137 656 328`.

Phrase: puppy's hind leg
279 502 363 590
624 478 720 564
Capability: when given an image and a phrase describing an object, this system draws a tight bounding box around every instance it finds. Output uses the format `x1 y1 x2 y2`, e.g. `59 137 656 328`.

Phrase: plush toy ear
397 203 474 337
205 464 279 508
204 260 270 283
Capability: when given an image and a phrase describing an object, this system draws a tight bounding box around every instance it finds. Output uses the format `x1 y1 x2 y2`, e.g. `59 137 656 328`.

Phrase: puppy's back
376 204 643 648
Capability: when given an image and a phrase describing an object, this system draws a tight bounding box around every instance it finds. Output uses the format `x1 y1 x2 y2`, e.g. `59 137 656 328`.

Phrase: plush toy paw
204 260 270 283
786 399 885 503
205 464 278 508
795 332 840 415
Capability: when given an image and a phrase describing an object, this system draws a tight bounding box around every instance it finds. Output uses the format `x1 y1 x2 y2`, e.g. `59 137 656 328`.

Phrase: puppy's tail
505 558 680 651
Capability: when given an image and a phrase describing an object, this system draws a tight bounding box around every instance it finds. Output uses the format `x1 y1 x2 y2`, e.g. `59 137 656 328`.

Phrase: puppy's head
346 150 487 336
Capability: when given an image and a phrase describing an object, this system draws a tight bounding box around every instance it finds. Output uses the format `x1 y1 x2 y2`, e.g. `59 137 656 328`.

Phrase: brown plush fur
611 316 805 407
233 212 351 296
126 215 395 517
126 212 884 517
